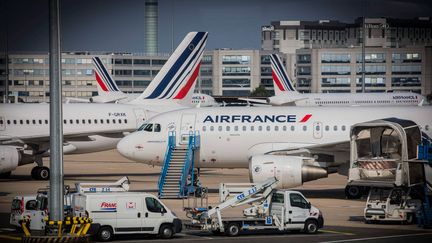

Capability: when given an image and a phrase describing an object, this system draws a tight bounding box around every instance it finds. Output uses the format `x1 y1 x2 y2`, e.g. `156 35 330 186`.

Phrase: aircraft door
313 122 323 139
179 113 196 145
133 109 147 127
0 116 5 131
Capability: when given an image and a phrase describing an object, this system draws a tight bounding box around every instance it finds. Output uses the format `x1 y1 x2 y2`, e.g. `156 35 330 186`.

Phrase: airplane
241 54 425 106
116 105 432 197
87 56 218 107
0 31 208 180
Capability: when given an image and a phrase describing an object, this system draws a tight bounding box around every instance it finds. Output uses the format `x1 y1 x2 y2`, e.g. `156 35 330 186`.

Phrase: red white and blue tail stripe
92 56 121 93
137 32 208 101
270 54 297 96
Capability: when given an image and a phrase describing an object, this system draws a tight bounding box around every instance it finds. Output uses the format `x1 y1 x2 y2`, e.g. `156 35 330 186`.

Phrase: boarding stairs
158 131 200 199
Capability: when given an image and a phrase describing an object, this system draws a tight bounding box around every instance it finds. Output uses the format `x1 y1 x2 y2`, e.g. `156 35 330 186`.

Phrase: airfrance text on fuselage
203 114 312 123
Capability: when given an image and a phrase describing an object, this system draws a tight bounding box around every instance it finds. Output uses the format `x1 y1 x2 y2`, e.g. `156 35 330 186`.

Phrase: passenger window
290 193 309 209
14 120 17 125
63 120 67 124
202 126 207 132
38 120 42 125
82 119 85 124
210 126 214 131
7 120 10 125
145 197 166 213
124 119 127 124
234 126 238 131
106 119 110 124
26 120 29 124
325 125 329 131
258 126 262 131
266 126 271 131
271 193 284 204
94 119 98 124
112 119 116 124
118 119 122 124
315 125 320 131
242 126 246 131
226 126 230 132
218 126 222 131
275 126 279 131
100 119 104 124
69 119 73 124
20 120 23 125
45 120 48 124
333 125 338 131
250 126 254 131
76 119 79 124
291 125 295 131
342 125 346 131
32 120 36 124
282 126 287 131
302 126 307 131
154 123 161 132
88 119 92 124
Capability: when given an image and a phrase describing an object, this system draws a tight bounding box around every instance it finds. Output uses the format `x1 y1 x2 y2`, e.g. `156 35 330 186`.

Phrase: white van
73 192 182 241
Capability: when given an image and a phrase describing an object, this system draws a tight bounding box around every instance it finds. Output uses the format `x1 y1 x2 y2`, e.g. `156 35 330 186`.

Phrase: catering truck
72 177 182 241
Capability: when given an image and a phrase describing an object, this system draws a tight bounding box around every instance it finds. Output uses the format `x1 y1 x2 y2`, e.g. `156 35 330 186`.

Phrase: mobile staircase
158 131 200 199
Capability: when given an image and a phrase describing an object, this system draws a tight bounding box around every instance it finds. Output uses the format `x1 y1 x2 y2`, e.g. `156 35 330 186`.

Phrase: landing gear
31 166 50 180
345 185 367 199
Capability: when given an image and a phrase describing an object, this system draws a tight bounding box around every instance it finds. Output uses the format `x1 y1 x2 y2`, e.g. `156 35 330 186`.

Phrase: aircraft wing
0 128 134 144
238 98 268 104
268 140 350 156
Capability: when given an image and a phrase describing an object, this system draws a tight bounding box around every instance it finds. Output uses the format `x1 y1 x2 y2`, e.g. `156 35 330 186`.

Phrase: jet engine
0 146 20 173
249 155 328 188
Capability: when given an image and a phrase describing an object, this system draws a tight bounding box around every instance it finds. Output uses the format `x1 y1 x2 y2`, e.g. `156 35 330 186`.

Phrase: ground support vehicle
184 177 323 237
72 177 181 241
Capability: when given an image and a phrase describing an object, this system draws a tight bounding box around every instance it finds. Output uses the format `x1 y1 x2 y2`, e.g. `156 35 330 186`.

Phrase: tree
249 85 271 97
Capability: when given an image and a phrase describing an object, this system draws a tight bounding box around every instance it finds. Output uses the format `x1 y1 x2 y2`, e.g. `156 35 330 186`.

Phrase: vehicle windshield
369 188 391 201
11 199 21 210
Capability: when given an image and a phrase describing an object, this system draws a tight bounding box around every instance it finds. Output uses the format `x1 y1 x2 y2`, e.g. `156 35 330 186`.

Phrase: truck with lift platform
347 118 432 225
184 177 324 237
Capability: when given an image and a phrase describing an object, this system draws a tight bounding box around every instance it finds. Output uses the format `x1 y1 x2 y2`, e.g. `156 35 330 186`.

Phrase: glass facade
321 53 350 63
356 53 385 63
297 66 311 75
391 65 421 74
392 53 421 63
222 67 251 76
222 79 250 88
222 55 251 65
321 77 350 87
391 77 421 87
357 65 386 75
297 54 311 64
321 65 350 75
356 77 386 87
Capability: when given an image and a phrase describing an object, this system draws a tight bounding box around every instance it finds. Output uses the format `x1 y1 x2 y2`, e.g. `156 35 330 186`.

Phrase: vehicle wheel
159 224 174 239
405 213 415 224
34 167 50 180
345 185 362 199
0 171 11 179
225 223 240 237
97 226 113 241
304 220 318 234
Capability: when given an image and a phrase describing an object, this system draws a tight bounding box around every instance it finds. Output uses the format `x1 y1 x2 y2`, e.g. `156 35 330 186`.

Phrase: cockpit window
154 124 161 132
138 123 161 132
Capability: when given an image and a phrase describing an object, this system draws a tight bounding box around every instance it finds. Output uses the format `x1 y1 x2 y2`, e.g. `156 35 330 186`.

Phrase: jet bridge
348 118 428 188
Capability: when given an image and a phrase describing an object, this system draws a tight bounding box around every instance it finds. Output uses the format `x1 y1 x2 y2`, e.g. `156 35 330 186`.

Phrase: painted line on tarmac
320 232 432 243
0 228 16 232
320 229 355 236
0 235 21 241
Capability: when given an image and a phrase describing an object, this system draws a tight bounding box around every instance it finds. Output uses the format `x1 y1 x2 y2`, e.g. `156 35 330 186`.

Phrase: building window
391 65 421 75
222 67 251 76
321 77 350 87
321 65 350 75
222 79 250 88
321 53 350 63
297 54 311 64
391 77 421 87
297 66 311 75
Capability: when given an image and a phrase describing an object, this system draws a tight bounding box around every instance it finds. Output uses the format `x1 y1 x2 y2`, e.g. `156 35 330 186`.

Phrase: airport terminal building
262 17 432 95
0 17 431 102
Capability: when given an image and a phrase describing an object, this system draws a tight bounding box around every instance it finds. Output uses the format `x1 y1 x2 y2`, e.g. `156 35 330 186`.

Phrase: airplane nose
117 136 134 160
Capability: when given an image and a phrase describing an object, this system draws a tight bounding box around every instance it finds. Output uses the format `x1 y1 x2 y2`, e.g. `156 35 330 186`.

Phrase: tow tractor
184 177 323 236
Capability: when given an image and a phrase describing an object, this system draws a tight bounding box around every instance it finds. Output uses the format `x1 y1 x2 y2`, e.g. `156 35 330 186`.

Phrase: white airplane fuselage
117 106 432 168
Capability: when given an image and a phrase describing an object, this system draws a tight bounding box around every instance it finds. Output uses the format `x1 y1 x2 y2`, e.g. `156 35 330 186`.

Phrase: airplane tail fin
132 32 208 105
92 56 123 94
270 54 297 96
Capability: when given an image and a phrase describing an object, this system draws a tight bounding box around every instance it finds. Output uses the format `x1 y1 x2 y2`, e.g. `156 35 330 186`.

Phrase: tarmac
0 150 431 242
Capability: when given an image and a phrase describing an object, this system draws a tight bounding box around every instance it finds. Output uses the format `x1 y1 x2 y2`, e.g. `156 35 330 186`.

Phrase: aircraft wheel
32 167 50 180
345 185 363 199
